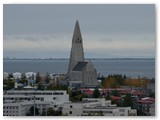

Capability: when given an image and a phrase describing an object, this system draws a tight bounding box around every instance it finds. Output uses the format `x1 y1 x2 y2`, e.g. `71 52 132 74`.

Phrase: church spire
68 21 85 76
72 20 82 44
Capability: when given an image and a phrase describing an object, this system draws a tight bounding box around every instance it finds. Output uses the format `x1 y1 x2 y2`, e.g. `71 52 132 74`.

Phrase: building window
41 98 44 101
46 93 52 95
36 98 40 100
120 114 125 116
69 111 72 114
70 105 73 108
54 105 57 108
119 109 125 112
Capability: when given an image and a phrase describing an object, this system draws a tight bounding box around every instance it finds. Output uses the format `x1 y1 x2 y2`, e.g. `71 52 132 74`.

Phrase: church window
76 37 81 43
69 111 72 114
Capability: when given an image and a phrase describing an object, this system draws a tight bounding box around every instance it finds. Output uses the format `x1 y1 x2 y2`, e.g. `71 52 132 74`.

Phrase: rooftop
72 62 88 71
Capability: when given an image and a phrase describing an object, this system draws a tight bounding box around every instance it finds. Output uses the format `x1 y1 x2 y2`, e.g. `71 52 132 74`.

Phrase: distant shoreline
3 58 155 60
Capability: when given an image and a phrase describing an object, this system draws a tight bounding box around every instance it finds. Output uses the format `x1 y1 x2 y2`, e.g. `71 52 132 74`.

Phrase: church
67 21 98 88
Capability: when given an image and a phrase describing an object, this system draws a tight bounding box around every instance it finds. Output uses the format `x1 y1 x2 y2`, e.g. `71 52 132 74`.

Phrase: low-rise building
3 72 9 80
4 90 69 106
62 98 137 116
13 72 21 79
3 101 51 116
3 89 70 116
25 72 36 80
136 97 155 116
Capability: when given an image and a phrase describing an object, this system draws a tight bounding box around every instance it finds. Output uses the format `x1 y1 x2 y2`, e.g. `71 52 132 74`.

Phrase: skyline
3 4 156 58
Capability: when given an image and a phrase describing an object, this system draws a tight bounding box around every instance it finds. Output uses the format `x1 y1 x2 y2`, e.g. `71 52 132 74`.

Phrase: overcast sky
3 4 155 58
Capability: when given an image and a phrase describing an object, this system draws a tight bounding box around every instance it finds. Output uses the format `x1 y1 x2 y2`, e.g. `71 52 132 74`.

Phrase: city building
3 89 70 116
13 72 21 79
62 98 137 116
25 72 36 80
3 89 69 106
3 101 51 116
3 72 9 80
67 21 98 88
136 97 155 116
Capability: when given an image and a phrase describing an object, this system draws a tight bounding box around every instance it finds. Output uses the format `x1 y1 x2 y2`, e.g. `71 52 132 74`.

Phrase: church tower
68 20 85 76
67 21 98 88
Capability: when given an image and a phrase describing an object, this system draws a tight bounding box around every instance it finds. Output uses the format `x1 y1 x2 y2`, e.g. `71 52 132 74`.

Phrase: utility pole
46 105 47 116
34 94 35 116
33 81 36 116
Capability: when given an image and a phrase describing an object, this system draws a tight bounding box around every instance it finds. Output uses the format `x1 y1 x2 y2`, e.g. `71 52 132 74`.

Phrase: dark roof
72 62 88 71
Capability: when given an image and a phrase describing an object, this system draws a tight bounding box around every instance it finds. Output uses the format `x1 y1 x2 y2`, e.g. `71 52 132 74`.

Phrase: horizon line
3 57 155 60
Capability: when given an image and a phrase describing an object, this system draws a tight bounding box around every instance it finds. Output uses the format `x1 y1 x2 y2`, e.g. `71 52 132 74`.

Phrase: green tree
21 73 26 80
97 110 104 116
45 72 50 84
36 72 41 84
105 91 111 100
8 73 13 79
92 87 100 98
103 74 127 88
112 90 119 96
26 106 39 116
123 93 133 108
149 92 155 98
3 79 15 90
46 85 67 90
41 110 46 116
37 83 44 90
46 108 62 116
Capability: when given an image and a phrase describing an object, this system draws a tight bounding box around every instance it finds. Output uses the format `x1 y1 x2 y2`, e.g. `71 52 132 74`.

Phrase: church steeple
72 20 82 44
68 20 85 76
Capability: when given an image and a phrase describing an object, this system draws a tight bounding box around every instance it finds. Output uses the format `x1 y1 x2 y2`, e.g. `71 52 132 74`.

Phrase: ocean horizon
3 59 155 79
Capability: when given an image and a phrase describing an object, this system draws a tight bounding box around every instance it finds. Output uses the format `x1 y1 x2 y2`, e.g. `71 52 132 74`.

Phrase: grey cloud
3 4 155 58
3 35 59 42
4 4 155 35
99 38 113 42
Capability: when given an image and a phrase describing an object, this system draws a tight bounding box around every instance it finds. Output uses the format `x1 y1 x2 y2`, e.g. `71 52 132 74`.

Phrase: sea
3 59 155 79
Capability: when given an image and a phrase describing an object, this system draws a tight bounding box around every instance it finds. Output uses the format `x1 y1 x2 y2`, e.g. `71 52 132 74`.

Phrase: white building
3 72 9 80
3 89 70 116
3 101 51 116
62 98 137 116
25 72 36 80
4 90 69 105
13 72 21 79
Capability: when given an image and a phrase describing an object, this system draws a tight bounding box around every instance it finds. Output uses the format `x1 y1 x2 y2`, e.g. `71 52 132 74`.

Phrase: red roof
111 96 121 100
85 90 93 95
138 100 154 104
141 97 155 101
119 90 131 94
131 90 144 95
138 97 155 104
